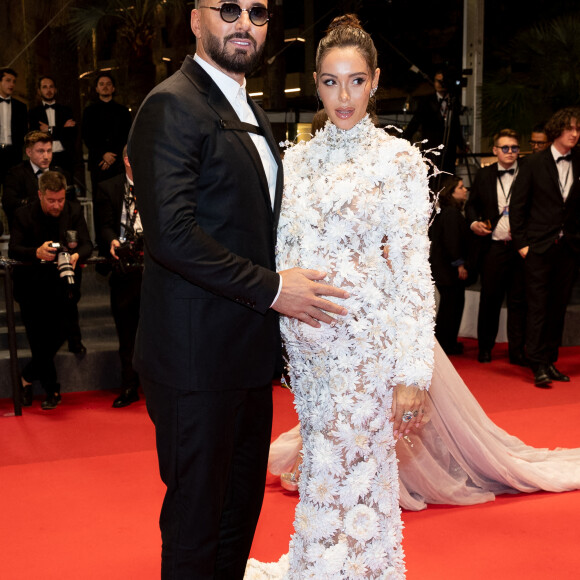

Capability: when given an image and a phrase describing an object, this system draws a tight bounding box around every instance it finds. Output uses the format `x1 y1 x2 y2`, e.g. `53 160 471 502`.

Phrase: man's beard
204 31 264 75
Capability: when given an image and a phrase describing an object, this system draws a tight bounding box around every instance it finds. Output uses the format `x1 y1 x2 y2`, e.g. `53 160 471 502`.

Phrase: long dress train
269 340 580 513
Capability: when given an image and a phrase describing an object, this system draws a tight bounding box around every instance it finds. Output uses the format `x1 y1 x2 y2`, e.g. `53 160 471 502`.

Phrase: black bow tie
44 103 55 110
0 97 11 104
556 155 571 163
498 169 515 177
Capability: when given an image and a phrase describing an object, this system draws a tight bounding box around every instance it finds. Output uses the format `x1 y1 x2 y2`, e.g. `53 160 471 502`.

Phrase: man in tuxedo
0 68 28 187
465 129 527 365
8 171 92 409
511 107 580 387
403 70 463 174
128 1 348 577
82 73 132 205
528 123 550 154
28 76 77 174
96 147 142 408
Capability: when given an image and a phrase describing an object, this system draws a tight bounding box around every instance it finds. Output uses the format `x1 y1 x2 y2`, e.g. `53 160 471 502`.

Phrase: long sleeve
381 145 435 389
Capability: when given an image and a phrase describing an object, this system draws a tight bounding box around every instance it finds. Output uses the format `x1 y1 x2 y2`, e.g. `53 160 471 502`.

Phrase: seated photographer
96 146 143 408
8 171 92 410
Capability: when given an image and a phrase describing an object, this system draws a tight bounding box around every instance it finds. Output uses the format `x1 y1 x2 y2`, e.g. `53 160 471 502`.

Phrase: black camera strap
121 184 139 238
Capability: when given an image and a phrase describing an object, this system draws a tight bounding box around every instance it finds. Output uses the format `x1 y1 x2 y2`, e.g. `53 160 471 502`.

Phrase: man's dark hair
39 170 67 193
531 123 547 134
493 128 519 146
95 72 115 88
25 131 53 149
38 75 56 89
0 67 18 81
545 107 580 142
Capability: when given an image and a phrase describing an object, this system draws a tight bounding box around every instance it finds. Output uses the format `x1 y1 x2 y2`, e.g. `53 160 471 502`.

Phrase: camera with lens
114 233 144 274
49 242 75 285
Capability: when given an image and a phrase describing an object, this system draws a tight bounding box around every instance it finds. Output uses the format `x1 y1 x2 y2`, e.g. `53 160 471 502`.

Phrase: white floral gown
257 116 434 579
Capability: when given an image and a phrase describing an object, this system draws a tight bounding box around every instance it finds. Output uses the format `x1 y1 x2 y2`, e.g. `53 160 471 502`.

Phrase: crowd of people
2 4 580 579
0 67 141 410
429 111 580 389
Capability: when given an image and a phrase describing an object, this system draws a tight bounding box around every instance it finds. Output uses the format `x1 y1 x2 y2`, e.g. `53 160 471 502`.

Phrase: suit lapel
247 98 283 228
181 58 280 222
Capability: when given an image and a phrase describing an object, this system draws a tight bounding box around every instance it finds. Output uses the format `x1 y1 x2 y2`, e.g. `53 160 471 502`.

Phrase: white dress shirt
551 144 573 201
42 101 64 153
492 161 518 241
0 98 12 145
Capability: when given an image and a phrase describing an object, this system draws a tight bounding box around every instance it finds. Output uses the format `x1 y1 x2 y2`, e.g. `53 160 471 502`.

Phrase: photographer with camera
403 69 465 175
96 146 143 408
8 171 92 410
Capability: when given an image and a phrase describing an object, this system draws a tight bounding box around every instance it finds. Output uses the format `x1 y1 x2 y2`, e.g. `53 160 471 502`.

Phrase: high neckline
320 114 375 148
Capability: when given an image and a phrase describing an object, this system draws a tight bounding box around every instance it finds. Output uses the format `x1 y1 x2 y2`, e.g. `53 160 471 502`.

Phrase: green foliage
482 11 580 139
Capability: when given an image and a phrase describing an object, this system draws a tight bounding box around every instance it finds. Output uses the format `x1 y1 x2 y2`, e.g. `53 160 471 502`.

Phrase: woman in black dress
429 175 470 355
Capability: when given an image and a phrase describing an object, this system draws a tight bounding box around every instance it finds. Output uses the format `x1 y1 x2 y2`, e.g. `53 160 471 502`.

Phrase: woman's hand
390 384 427 438
381 235 392 269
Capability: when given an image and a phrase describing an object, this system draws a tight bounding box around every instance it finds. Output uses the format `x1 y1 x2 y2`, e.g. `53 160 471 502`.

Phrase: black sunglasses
201 3 270 26
497 145 520 154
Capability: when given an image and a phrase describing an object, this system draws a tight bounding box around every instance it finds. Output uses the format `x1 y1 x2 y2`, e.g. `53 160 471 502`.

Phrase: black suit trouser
19 295 68 394
477 241 526 353
142 379 273 580
435 282 465 352
110 269 141 389
524 241 579 367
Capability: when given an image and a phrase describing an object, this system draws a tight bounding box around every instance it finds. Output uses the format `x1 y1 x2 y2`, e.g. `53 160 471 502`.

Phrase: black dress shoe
534 366 553 388
112 388 140 408
21 383 33 407
478 350 492 363
547 364 570 382
68 341 87 357
41 392 62 410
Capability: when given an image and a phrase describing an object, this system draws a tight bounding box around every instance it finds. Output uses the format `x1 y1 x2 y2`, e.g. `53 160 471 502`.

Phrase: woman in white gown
248 15 435 579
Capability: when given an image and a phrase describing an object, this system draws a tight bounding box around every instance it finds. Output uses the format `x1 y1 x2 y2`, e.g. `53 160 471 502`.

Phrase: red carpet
2 339 579 579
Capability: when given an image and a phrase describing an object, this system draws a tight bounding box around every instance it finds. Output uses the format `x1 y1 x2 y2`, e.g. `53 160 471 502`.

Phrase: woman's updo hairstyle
315 14 378 79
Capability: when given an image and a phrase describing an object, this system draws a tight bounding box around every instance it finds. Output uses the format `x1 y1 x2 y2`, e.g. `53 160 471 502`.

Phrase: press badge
502 205 509 216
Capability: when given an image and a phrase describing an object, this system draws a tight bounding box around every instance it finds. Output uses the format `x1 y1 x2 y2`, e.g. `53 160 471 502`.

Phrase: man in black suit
465 129 527 365
511 107 580 387
0 68 28 186
81 73 132 205
128 2 348 577
8 171 92 409
403 70 463 174
96 147 142 408
28 76 77 174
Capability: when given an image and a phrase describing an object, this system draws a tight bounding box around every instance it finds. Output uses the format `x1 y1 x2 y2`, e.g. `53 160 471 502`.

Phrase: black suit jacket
0 97 27 170
3 161 75 227
510 149 580 254
82 99 132 175
128 56 283 391
29 102 77 154
8 199 92 303
10 97 28 151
